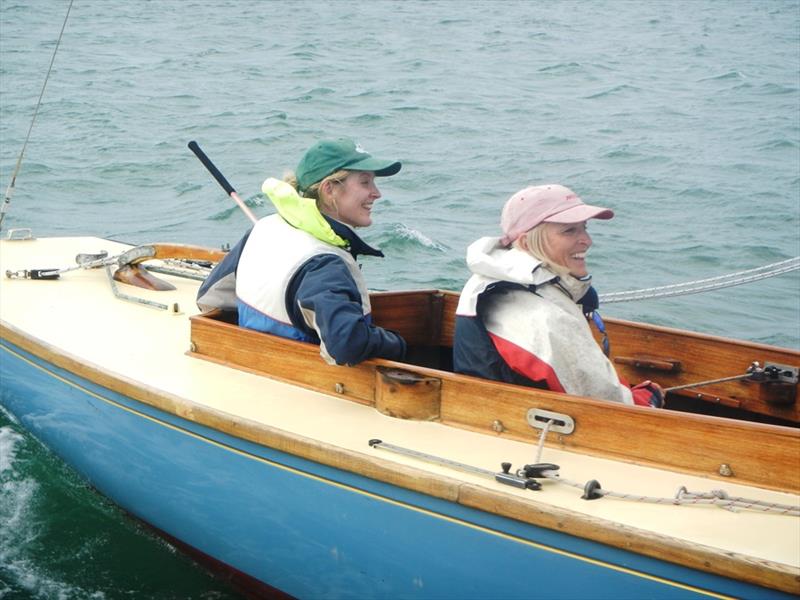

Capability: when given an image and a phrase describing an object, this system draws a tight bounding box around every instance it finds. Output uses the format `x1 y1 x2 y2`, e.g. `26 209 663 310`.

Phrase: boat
1 233 798 599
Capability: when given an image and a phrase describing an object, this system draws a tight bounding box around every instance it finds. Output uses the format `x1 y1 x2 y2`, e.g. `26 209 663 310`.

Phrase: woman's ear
317 180 338 216
516 234 529 251
319 178 335 199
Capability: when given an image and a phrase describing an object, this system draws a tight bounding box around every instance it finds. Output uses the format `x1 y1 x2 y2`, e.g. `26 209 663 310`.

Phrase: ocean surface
1 0 798 598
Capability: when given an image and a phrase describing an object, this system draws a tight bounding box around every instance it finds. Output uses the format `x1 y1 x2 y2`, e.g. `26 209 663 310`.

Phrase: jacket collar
262 177 348 248
262 177 384 259
465 236 590 299
466 237 557 287
323 215 384 259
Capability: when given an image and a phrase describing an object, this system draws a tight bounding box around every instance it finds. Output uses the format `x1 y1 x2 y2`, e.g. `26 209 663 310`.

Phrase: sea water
1 0 798 597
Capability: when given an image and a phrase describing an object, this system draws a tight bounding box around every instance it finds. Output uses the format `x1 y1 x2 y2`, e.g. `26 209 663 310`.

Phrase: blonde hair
513 223 572 279
283 168 351 215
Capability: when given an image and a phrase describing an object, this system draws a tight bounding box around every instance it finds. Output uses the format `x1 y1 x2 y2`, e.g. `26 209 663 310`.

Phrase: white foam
393 223 447 251
0 426 107 600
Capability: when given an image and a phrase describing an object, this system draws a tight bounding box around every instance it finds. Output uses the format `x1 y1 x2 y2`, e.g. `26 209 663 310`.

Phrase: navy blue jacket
284 217 406 365
197 216 406 366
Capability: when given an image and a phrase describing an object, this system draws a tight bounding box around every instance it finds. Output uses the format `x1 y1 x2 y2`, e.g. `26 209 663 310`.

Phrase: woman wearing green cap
233 138 406 366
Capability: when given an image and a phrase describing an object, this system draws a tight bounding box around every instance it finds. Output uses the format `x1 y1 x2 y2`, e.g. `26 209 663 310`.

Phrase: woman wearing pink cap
453 184 663 407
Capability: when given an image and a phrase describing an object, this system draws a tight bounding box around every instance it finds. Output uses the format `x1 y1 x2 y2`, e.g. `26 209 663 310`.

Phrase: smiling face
320 170 381 228
543 221 593 277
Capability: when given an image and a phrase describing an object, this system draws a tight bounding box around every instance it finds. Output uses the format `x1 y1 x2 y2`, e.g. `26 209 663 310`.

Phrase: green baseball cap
295 138 402 194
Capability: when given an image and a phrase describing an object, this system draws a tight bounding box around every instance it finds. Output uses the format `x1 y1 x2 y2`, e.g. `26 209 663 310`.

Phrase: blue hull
0 338 790 599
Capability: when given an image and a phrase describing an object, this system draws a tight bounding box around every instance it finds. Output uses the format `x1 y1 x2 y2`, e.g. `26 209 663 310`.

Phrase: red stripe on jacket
488 332 566 393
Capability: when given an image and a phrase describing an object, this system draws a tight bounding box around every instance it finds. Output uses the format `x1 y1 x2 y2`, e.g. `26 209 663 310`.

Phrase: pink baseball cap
500 184 614 246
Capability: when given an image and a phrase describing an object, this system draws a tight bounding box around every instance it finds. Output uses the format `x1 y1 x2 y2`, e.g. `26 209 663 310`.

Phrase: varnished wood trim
598 317 800 422
375 367 441 420
374 289 800 423
190 314 376 405
436 371 800 493
189 310 800 494
614 356 682 373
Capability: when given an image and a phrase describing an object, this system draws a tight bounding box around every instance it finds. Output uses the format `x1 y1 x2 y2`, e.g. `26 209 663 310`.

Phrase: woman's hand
633 380 665 408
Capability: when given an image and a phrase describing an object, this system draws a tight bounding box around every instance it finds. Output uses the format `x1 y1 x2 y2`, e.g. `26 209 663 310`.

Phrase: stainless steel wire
599 257 800 303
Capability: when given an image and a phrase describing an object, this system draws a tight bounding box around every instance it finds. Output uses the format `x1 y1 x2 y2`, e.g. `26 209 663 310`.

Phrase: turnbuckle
5 268 60 280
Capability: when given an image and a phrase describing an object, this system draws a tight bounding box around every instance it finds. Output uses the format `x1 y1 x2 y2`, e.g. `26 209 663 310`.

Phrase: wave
288 50 323 61
350 113 384 123
0 423 23 474
584 84 643 100
175 182 203 197
675 187 726 200
390 105 427 113
697 70 745 82
540 135 578 146
756 83 798 95
599 145 645 160
758 138 798 150
375 223 448 252
0 424 105 600
537 62 582 74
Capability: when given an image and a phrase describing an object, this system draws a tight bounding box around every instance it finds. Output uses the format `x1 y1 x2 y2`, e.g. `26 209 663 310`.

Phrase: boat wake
0 422 107 600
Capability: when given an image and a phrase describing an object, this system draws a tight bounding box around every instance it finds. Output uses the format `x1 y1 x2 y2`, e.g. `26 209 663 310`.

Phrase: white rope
531 420 800 516
538 474 800 515
533 419 554 464
599 257 800 303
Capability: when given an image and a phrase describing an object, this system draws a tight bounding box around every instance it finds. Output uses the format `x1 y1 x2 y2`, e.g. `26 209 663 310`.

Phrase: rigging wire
0 0 74 231
599 256 800 304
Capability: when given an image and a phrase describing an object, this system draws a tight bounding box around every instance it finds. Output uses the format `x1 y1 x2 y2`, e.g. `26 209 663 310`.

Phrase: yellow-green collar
261 178 348 248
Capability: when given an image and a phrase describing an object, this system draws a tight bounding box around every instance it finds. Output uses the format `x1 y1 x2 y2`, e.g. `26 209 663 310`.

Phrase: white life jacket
235 213 371 350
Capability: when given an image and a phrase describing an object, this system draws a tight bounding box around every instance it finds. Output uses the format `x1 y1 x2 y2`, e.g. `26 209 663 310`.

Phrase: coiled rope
0 0 74 231
599 257 800 304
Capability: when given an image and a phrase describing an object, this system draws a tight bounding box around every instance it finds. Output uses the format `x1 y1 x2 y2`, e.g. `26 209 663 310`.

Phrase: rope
531 421 799 516
533 419 554 463
0 0 74 231
599 257 800 303
538 473 800 515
